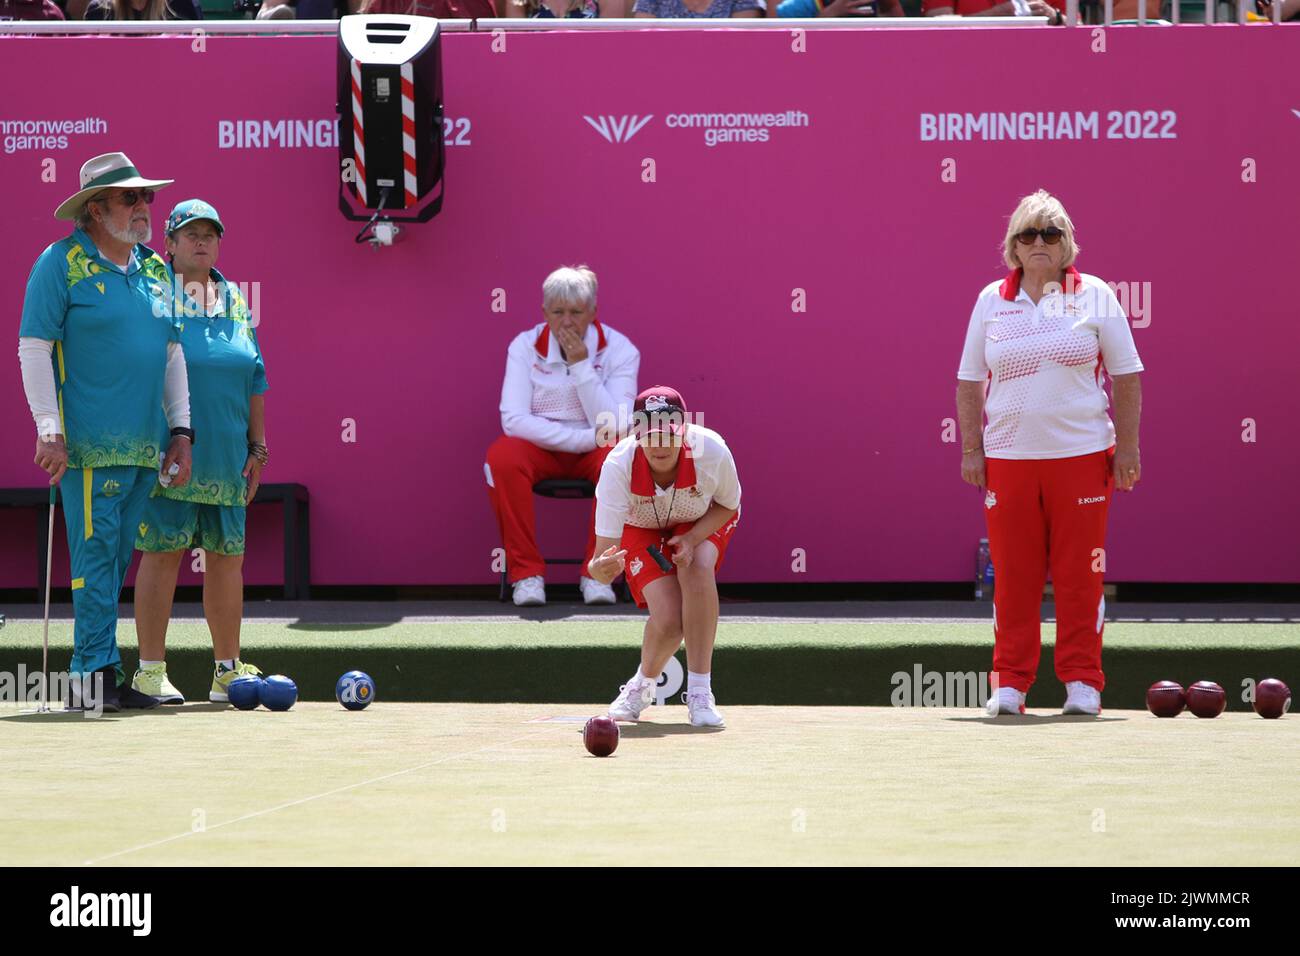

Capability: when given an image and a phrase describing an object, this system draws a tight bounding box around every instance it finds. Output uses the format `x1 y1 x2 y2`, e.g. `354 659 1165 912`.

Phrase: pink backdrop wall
2 27 1297 588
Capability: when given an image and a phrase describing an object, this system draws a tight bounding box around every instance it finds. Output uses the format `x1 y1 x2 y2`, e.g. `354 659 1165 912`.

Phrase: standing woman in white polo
587 387 741 728
956 189 1144 716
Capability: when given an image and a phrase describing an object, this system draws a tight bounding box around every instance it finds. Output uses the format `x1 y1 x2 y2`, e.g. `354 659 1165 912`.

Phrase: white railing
0 2 1285 33
472 15 1047 25
0 18 446 33
0 16 1044 32
1072 0 1284 23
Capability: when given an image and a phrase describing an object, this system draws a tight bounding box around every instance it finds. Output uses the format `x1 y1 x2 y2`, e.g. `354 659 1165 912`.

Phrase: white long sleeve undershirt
17 337 59 438
18 337 191 437
163 341 191 430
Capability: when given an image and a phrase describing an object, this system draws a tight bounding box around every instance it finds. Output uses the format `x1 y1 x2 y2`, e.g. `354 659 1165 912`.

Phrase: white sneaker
580 577 617 606
512 576 546 607
608 677 655 721
683 689 726 728
985 687 1026 716
1063 681 1102 715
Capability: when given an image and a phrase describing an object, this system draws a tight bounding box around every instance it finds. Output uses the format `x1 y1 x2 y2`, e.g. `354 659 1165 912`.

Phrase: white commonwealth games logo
2 117 108 154
583 115 653 144
585 111 810 147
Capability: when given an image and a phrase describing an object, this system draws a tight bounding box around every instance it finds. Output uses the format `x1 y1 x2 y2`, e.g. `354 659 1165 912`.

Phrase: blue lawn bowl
259 675 298 712
227 676 264 710
335 670 375 711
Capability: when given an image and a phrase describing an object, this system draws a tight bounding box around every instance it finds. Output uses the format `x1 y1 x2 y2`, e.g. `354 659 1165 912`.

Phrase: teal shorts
136 495 247 555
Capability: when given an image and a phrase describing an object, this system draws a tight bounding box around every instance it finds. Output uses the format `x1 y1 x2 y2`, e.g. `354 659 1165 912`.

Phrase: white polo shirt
499 320 640 454
957 267 1144 460
595 425 741 538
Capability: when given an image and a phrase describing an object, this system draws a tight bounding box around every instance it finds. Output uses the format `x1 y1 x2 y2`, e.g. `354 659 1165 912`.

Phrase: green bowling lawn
1 701 1295 866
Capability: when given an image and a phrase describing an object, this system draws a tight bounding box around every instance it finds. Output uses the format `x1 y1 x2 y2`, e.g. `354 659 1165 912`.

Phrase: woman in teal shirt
132 199 270 704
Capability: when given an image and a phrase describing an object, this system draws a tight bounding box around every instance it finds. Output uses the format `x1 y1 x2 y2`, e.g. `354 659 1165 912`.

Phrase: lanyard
650 482 678 547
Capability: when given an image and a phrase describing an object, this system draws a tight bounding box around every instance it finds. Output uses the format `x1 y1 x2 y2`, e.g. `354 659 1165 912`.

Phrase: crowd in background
3 0 1295 23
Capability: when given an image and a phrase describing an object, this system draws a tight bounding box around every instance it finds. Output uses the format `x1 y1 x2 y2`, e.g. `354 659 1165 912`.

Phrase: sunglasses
1015 226 1063 245
98 189 155 209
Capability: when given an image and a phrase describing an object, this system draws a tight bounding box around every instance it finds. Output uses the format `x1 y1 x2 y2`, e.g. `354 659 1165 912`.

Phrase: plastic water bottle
975 539 994 601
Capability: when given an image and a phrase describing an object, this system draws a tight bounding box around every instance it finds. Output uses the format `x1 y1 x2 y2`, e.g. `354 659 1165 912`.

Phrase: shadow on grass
1 710 126 723
946 714 1129 726
2 701 234 722
618 722 726 737
0 708 172 723
286 622 395 632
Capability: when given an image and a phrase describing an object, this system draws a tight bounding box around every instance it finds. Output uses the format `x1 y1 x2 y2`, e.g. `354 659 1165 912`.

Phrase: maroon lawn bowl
583 716 620 757
1146 681 1186 718
1253 678 1291 719
1186 681 1226 719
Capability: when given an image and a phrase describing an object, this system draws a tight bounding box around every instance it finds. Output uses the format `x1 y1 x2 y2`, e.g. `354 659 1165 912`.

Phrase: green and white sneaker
210 660 263 703
131 663 186 705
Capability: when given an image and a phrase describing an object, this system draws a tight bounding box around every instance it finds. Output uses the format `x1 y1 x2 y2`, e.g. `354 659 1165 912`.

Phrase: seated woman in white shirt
485 265 640 607
587 387 742 728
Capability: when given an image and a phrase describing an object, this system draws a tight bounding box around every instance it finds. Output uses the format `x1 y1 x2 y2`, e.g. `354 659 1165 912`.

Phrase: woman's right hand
960 449 986 489
588 545 627 585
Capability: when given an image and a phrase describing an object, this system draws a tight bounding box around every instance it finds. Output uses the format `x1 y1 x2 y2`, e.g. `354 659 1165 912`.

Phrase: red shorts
620 511 740 609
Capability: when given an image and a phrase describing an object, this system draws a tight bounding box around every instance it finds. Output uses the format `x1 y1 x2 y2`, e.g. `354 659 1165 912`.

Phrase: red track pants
485 435 610 584
984 447 1114 693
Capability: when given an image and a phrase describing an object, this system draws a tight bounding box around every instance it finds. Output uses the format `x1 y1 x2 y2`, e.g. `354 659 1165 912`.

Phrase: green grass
2 618 1297 708
0 702 1295 866
5 618 1299 650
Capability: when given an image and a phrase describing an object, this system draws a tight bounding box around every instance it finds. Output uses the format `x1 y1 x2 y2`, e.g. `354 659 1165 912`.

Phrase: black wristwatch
170 426 196 446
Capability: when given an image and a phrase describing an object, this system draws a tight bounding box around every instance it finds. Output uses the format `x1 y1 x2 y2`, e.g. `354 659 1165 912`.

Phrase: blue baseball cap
165 198 225 236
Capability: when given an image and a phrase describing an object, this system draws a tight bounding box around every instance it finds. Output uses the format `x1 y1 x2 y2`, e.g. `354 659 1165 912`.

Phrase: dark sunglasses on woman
1015 226 1063 245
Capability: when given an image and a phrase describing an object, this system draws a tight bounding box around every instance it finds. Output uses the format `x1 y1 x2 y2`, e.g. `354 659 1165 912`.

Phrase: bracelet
247 441 269 466
170 426 195 446
962 446 983 454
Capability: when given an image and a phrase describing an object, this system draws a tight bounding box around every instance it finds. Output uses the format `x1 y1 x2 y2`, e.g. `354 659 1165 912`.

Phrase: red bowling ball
1253 678 1291 719
1186 681 1226 719
583 716 620 757
1146 681 1185 718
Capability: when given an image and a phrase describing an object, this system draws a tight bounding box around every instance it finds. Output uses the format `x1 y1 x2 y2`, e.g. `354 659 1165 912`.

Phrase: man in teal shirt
133 199 270 705
18 152 195 712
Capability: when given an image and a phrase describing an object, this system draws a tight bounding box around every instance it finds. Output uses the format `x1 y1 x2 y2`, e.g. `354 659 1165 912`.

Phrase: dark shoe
117 681 162 710
66 669 119 713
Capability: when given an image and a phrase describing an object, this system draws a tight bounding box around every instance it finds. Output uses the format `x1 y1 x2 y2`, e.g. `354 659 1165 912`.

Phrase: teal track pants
59 465 155 682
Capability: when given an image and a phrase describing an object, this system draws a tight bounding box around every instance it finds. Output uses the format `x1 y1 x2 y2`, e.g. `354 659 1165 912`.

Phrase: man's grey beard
104 218 151 246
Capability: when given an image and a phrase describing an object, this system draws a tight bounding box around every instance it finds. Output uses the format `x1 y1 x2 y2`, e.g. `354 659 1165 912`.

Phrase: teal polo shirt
158 265 268 507
19 227 180 470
